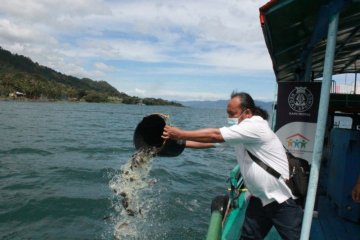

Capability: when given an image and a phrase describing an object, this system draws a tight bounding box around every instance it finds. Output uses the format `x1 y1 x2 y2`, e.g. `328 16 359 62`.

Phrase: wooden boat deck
310 161 360 240
311 195 360 240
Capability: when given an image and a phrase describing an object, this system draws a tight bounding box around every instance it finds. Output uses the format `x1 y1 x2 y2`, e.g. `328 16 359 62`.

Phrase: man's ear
245 109 252 117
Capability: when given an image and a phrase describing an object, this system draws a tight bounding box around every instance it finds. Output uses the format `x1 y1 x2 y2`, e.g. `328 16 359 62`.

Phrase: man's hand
162 125 183 140
352 178 360 203
162 125 224 143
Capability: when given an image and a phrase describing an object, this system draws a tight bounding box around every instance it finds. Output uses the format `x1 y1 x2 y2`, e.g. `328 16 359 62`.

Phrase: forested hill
0 47 182 106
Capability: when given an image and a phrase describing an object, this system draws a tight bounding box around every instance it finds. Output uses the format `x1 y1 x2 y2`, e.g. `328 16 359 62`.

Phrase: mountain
0 47 182 106
181 99 274 113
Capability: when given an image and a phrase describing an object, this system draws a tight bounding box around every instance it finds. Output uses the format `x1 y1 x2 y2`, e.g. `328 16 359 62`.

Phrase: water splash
109 146 158 239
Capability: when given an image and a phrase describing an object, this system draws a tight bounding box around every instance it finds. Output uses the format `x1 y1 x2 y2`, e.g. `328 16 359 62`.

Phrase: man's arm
352 175 360 203
186 140 216 149
162 125 224 143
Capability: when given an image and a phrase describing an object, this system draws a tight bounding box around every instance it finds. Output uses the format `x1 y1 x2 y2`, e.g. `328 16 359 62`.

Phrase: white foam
109 147 158 239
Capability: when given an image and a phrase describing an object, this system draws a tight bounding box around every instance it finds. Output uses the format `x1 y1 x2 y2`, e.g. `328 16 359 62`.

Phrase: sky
0 0 277 101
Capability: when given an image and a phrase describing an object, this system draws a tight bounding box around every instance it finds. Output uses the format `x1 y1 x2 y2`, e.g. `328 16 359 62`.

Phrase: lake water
0 101 237 239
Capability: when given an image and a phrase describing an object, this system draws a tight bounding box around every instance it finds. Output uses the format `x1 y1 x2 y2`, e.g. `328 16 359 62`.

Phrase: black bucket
133 114 185 157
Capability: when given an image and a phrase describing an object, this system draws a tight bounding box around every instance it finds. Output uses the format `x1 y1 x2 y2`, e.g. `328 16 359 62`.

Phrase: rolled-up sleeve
219 118 262 145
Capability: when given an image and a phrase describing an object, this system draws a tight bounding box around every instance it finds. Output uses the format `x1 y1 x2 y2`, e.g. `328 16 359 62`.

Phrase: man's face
227 96 247 123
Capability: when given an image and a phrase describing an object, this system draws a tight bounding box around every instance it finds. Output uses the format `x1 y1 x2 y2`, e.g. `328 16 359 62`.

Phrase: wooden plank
316 196 338 240
310 218 326 240
342 213 360 240
318 196 360 240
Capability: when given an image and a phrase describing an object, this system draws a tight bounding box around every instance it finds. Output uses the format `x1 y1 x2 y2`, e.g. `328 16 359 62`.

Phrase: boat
206 0 360 239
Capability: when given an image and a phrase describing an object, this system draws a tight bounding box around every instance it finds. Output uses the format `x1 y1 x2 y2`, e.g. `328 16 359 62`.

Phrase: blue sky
0 0 277 101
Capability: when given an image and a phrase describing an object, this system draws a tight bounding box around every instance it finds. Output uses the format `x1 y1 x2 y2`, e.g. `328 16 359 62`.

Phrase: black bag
284 149 310 198
247 149 310 198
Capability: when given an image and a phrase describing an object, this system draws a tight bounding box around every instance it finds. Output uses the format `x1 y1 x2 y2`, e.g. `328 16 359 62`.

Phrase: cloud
156 90 226 101
0 0 110 23
194 45 272 71
127 88 226 101
134 88 146 95
94 62 115 72
80 39 168 62
0 0 274 100
0 19 57 45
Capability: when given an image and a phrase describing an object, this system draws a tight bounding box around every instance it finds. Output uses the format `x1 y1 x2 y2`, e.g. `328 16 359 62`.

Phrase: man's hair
230 91 269 120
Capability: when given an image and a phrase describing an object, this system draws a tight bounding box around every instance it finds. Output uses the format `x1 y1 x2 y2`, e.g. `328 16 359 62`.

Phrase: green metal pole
206 211 222 240
300 13 339 240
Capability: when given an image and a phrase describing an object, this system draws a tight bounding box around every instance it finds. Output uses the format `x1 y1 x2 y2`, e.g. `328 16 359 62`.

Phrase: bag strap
246 150 281 179
283 145 291 155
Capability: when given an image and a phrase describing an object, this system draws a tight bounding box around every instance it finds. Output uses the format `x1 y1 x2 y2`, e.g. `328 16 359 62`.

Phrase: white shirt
220 116 293 206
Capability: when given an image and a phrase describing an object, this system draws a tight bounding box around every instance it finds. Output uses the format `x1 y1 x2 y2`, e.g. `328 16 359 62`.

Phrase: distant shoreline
0 97 80 103
0 97 184 107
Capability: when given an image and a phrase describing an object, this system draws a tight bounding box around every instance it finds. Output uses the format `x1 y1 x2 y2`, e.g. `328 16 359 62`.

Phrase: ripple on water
0 148 53 156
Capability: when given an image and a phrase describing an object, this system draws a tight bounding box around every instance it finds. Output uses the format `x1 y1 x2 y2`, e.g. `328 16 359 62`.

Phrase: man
162 92 303 240
353 176 360 203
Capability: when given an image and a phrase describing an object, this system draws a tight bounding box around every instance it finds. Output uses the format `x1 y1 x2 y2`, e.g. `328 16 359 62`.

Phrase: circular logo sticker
288 87 313 112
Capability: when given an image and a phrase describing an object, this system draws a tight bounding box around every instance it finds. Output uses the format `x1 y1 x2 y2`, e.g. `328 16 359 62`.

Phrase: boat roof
260 0 360 82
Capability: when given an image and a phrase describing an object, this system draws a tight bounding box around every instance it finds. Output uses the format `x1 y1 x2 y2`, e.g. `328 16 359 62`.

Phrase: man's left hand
162 125 183 140
352 182 360 203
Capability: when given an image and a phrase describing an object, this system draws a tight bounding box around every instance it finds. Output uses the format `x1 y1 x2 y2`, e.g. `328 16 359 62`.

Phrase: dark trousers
240 197 303 240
